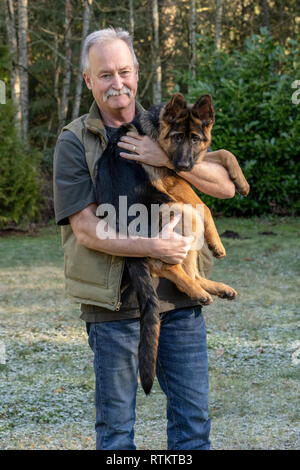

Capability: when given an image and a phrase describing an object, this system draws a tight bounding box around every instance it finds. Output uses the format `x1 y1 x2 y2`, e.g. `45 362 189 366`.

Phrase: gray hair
82 27 138 74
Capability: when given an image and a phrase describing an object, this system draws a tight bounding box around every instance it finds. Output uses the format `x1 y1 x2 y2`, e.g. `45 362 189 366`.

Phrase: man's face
83 39 139 115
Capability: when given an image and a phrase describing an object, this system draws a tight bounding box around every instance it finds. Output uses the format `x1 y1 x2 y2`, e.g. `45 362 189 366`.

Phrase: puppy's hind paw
218 285 238 300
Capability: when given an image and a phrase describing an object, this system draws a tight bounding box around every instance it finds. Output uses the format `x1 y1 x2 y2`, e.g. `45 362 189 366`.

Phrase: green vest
59 100 213 311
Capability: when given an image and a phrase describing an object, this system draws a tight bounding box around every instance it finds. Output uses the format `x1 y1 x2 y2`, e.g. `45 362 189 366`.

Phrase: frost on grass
0 219 299 449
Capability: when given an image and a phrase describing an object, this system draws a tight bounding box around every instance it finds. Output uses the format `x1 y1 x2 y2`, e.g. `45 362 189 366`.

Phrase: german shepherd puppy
95 93 249 395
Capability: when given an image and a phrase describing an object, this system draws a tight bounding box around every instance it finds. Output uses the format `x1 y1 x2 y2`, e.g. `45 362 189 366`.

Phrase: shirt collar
86 100 144 137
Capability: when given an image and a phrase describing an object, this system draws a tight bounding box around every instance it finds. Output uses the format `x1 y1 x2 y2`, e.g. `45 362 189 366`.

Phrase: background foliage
0 48 41 228
0 0 300 226
176 29 300 215
0 99 41 227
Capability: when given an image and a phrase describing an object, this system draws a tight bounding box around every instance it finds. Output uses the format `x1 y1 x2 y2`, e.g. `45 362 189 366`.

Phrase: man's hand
118 131 235 199
118 131 173 168
151 214 194 264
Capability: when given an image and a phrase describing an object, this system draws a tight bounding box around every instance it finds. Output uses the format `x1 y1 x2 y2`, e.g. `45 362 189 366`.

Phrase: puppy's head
158 93 215 172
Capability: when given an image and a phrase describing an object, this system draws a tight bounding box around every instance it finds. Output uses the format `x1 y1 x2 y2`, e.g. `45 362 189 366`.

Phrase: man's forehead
89 40 134 67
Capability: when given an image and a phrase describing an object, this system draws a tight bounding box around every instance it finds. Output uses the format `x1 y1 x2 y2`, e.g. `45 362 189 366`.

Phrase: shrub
0 100 42 228
174 29 300 215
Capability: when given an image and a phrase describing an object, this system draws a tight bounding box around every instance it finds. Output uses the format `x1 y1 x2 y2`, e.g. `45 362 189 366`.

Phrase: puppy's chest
140 164 171 194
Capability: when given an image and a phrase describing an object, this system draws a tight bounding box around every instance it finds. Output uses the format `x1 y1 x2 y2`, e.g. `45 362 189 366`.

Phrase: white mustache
103 86 133 102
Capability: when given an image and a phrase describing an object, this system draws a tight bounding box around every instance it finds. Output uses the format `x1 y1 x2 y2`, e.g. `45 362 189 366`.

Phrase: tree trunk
54 32 61 120
261 0 270 29
215 0 223 50
129 0 134 38
5 0 22 136
161 0 177 95
152 0 162 104
18 0 29 143
72 0 92 120
240 0 246 31
59 0 73 130
189 0 196 81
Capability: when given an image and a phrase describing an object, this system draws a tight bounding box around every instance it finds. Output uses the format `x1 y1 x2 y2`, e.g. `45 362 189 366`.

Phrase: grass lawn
0 216 299 450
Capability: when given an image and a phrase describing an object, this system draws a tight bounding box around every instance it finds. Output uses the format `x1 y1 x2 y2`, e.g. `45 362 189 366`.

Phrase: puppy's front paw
236 181 250 196
208 243 226 259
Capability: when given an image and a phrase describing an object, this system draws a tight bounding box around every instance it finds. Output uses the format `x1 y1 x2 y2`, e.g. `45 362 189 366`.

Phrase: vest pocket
65 244 112 288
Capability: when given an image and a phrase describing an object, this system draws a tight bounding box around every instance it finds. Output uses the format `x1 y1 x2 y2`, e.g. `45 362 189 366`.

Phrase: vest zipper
115 259 125 311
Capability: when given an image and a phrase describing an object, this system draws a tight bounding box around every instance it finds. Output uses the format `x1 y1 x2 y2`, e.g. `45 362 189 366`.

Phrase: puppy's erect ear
192 94 215 126
162 93 188 123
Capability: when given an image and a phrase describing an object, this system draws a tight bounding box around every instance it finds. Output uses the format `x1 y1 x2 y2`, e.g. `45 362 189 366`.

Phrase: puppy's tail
126 258 160 395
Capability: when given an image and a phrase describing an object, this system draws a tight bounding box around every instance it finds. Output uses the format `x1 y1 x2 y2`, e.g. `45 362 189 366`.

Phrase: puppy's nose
176 161 191 171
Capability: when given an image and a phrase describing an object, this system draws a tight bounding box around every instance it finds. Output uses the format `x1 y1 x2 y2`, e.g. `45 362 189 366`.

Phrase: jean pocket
86 322 96 351
193 306 202 318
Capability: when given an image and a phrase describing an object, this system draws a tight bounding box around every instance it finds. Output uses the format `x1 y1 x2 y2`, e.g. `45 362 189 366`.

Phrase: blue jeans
86 306 210 450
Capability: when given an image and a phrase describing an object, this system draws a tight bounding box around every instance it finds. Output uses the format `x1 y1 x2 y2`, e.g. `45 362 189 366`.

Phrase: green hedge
0 99 42 228
175 29 300 215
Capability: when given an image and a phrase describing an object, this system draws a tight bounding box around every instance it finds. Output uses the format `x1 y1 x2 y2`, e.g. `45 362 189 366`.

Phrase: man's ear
162 93 188 123
83 72 93 90
192 94 215 126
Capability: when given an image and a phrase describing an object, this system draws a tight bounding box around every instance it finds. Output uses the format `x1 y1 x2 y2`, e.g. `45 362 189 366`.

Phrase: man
53 27 235 450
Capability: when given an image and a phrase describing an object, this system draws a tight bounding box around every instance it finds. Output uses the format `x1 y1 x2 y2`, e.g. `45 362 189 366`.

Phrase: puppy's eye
172 133 184 143
191 134 201 143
